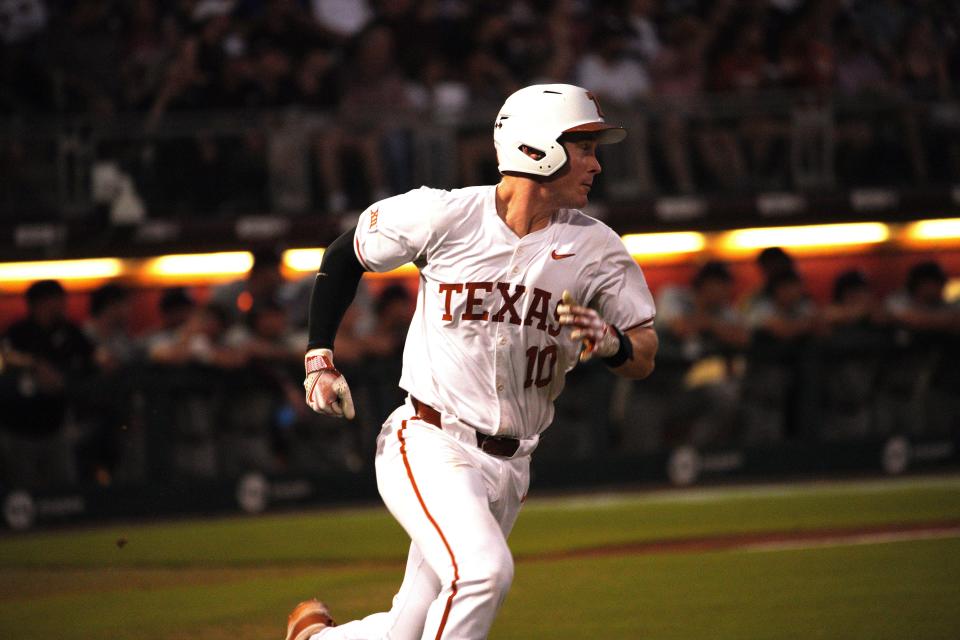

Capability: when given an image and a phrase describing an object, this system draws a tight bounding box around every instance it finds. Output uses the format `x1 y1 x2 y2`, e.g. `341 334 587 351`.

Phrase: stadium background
1 2 959 637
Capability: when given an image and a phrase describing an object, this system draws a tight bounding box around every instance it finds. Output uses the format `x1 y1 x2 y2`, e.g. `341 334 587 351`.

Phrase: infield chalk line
523 474 960 512
739 525 960 554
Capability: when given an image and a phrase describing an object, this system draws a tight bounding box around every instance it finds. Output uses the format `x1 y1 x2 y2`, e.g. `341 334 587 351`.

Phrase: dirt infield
520 519 960 563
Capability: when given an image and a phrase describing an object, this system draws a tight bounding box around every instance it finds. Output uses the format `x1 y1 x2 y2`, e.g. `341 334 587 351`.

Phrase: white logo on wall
882 437 911 475
668 447 701 487
236 472 270 514
4 491 36 531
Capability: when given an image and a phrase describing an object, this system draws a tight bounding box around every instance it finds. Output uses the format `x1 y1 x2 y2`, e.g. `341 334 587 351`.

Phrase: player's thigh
376 420 511 579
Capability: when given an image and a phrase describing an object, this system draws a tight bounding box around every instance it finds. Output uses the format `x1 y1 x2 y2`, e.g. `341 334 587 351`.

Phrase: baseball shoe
285 599 335 640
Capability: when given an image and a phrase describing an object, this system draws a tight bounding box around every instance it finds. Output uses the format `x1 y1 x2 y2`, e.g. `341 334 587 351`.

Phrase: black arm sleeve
306 226 367 350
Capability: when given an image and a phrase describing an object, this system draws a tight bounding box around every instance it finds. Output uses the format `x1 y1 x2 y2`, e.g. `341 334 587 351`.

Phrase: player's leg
316 542 440 640
309 407 513 640
377 418 516 640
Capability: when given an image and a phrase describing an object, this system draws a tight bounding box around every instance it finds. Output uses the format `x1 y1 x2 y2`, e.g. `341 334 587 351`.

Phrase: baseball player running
287 84 658 640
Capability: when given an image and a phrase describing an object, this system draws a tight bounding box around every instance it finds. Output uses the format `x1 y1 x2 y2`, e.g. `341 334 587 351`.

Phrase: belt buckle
477 433 519 458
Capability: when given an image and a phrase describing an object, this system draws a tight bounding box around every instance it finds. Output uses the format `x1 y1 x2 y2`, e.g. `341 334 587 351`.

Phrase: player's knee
464 547 514 598
490 553 514 595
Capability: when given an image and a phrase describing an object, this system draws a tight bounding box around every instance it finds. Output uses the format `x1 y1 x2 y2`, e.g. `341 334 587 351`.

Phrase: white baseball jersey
354 185 655 440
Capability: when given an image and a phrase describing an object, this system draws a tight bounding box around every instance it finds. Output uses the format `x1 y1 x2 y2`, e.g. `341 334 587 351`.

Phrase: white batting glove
557 290 621 362
304 348 356 420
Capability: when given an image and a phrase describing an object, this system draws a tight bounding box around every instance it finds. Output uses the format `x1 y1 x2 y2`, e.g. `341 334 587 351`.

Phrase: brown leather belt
411 396 520 458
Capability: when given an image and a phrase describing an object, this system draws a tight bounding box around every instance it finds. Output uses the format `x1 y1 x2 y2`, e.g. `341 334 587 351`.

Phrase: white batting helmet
494 84 626 178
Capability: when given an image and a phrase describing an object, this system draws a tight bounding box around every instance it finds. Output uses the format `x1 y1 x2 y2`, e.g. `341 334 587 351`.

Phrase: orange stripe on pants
398 420 460 639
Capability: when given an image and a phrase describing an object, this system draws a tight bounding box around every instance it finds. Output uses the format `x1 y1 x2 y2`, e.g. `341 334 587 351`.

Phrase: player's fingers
337 381 356 420
561 290 576 306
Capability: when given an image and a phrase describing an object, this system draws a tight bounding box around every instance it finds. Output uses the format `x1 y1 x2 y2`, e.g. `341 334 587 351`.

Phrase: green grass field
2 475 959 639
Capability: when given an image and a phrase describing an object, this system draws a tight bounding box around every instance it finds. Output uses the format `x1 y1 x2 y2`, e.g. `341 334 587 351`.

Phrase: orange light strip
2 219 957 293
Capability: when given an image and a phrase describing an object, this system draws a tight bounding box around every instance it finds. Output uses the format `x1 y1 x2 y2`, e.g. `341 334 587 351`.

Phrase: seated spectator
211 247 286 327
658 261 751 360
655 261 749 446
741 246 796 314
825 269 889 331
819 269 890 441
80 283 142 484
717 16 788 187
226 298 302 364
648 15 710 194
363 284 415 425
748 268 820 344
741 268 820 443
575 19 654 195
895 16 954 182
0 280 93 489
219 299 305 477
886 260 960 336
147 302 248 369
880 261 960 437
84 283 142 371
314 24 407 213
143 287 196 352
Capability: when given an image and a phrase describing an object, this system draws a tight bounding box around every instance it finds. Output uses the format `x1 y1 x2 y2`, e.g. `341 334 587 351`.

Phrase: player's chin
569 190 590 208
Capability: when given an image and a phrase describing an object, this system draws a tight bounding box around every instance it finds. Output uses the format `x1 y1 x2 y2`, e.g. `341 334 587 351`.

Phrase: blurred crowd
2 248 958 491
3 0 960 217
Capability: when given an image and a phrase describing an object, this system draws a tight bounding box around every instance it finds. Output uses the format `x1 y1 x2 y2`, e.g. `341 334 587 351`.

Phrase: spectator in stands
147 302 248 368
218 298 305 476
834 21 890 98
818 269 890 441
895 16 956 183
0 0 47 46
748 268 820 344
886 260 960 335
224 297 302 374
575 18 654 195
713 15 786 188
648 15 708 194
655 261 749 446
0 280 93 488
309 0 373 40
84 283 142 371
456 26 522 185
314 24 407 213
363 283 415 423
741 268 820 443
831 20 890 184
143 287 195 351
622 0 661 65
211 247 286 326
879 261 960 437
825 269 888 331
80 283 142 485
742 246 796 313
118 0 178 112
653 5 746 192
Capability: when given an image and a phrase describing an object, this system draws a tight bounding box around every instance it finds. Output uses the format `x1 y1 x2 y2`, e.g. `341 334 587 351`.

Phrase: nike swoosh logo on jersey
551 250 576 260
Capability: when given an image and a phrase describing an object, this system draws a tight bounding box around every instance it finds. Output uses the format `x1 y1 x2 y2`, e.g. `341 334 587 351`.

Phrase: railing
3 91 958 224
1 323 957 494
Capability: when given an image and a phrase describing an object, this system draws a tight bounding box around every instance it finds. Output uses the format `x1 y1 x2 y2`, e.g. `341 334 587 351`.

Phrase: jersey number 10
523 345 558 389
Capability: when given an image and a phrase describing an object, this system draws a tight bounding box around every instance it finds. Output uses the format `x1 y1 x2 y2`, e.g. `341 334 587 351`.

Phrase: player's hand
557 291 621 362
303 348 355 419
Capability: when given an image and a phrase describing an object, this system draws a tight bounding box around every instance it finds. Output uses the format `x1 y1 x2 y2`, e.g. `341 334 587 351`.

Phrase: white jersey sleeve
353 187 440 272
584 228 656 332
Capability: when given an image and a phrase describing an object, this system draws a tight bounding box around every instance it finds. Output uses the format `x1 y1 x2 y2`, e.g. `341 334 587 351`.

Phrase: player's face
549 139 602 209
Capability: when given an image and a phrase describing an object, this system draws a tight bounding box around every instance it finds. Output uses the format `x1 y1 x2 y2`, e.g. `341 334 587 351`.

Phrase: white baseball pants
315 398 531 640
